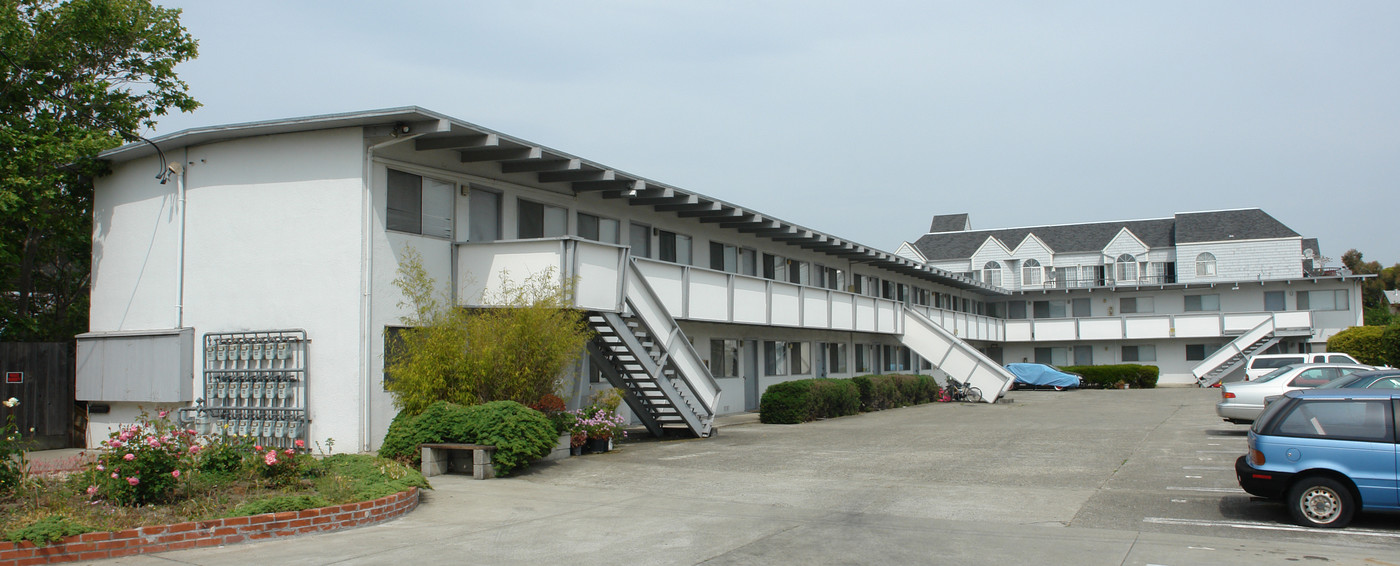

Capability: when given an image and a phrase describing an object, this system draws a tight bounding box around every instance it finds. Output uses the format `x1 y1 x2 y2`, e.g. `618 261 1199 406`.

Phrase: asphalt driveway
99 388 1399 565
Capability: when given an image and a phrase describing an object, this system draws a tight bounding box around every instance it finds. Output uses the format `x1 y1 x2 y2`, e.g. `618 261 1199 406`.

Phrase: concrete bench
420 443 496 479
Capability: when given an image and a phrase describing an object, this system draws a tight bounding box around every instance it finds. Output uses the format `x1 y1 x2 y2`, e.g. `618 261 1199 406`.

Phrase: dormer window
1114 254 1138 282
1196 253 1217 277
1022 259 1043 286
981 261 1003 287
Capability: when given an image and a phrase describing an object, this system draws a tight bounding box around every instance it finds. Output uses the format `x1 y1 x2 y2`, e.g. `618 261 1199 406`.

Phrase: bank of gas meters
196 330 308 449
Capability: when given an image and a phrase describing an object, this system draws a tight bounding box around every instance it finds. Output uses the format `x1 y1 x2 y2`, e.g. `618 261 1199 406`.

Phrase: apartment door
744 340 760 411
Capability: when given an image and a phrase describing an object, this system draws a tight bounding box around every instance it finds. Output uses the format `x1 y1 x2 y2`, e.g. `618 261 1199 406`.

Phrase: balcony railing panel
803 290 830 328
1223 313 1271 334
456 238 628 312
688 269 730 322
771 282 802 327
1125 317 1171 339
1037 320 1077 341
1079 318 1124 340
1174 315 1222 338
831 294 855 329
635 261 685 316
1006 320 1033 341
733 277 768 325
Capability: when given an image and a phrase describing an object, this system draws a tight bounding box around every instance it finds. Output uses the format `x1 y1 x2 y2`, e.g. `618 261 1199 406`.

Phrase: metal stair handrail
901 306 1015 402
622 259 722 417
1190 314 1290 385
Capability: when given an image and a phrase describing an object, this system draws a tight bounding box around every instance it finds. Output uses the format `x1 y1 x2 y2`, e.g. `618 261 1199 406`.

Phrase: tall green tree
1341 248 1387 312
1 0 198 340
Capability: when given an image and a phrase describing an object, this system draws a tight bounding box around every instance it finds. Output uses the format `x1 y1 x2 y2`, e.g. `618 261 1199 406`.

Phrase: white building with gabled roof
78 108 1017 451
903 209 1365 385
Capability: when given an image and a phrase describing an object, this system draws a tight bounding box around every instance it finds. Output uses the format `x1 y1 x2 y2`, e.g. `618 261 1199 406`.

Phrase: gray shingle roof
1174 209 1298 243
912 209 1298 262
929 213 970 232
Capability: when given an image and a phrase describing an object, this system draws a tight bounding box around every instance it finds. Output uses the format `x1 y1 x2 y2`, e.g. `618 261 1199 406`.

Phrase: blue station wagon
1235 389 1399 528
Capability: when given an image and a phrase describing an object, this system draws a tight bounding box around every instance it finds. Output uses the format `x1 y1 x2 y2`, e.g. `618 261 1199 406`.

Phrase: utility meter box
76 328 195 402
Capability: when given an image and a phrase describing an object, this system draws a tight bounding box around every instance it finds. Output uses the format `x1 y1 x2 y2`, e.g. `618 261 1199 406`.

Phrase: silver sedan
1215 363 1374 424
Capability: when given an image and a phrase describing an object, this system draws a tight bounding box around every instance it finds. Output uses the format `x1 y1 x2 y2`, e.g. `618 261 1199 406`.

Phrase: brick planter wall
0 487 419 565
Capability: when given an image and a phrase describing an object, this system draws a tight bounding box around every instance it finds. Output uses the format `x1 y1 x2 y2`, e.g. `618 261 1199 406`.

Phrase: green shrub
5 515 90 546
1382 323 1400 366
377 400 556 476
809 379 860 419
227 495 330 517
1061 364 1158 389
850 376 873 410
1328 325 1388 365
759 380 812 424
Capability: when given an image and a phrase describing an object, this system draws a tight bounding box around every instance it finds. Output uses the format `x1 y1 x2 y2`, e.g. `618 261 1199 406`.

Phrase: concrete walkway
69 390 1400 565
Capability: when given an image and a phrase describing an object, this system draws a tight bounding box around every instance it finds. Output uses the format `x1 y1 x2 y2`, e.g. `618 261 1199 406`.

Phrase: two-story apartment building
77 108 1017 451
897 211 1365 386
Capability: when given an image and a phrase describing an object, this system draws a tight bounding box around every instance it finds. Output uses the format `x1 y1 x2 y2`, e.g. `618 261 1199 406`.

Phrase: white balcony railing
454 238 1005 338
1002 310 1315 343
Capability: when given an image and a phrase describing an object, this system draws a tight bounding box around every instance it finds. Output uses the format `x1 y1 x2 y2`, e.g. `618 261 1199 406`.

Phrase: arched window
1196 253 1217 277
1022 259 1042 286
982 261 1003 287
1114 254 1137 282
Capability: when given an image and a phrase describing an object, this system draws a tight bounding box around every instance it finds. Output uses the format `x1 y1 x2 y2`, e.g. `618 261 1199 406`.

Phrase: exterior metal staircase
584 260 720 438
899 307 1015 403
1192 314 1311 387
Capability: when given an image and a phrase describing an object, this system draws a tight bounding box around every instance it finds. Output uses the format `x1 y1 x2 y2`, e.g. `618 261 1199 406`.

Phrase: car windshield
1252 357 1303 369
1251 365 1299 383
1316 374 1368 389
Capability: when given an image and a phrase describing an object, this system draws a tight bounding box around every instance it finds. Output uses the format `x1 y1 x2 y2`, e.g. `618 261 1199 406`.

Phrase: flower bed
0 487 419 565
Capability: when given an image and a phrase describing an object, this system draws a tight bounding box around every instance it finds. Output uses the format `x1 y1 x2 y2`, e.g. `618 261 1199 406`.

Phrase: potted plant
570 407 626 453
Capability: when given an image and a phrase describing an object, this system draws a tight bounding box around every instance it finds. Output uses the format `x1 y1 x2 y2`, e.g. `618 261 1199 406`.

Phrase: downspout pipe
359 131 424 452
175 148 188 328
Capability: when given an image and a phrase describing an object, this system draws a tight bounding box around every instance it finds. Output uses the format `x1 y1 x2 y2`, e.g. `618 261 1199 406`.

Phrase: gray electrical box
76 328 195 402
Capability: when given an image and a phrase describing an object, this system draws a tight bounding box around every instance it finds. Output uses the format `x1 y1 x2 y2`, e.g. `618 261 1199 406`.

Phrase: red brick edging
0 487 420 565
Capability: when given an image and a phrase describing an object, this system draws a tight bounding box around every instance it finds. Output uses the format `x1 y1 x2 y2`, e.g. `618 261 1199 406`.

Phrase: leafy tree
384 248 595 415
1 0 199 341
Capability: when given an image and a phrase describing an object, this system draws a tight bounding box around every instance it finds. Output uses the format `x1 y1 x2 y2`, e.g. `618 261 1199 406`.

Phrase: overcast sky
145 1 1400 266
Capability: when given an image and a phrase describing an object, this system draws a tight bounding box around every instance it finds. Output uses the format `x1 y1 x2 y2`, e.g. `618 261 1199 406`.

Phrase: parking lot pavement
103 388 1398 565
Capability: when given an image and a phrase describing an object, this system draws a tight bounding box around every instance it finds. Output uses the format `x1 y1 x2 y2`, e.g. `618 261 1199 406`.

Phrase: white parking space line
1165 486 1247 493
1144 517 1400 540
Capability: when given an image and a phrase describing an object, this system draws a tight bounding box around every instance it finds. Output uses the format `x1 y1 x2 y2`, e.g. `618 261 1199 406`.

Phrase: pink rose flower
86 485 98 495
127 477 139 486
294 439 305 449
283 448 294 456
158 410 168 418
96 464 104 471
264 450 278 466
110 472 118 479
254 445 263 451
124 453 135 461
171 470 180 478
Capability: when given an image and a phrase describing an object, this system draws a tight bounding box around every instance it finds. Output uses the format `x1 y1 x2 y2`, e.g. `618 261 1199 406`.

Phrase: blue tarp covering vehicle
1006 363 1083 389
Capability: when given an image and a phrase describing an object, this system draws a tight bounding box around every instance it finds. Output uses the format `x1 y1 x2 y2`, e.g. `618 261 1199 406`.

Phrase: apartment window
387 169 453 238
816 265 845 291
1114 254 1138 282
658 230 691 264
1186 344 1213 361
1056 266 1078 288
1034 347 1069 366
1120 297 1154 314
1184 294 1220 312
854 275 880 297
738 248 757 276
1298 289 1348 311
763 254 788 282
826 343 848 374
1007 301 1027 319
577 212 620 244
629 222 651 258
1147 261 1175 284
1195 253 1217 277
1121 345 1156 362
982 261 1003 287
791 260 810 285
710 339 741 378
467 187 500 242
517 199 566 239
882 345 911 372
712 243 757 275
855 344 872 373
764 341 789 376
1033 299 1068 319
1264 291 1285 312
788 342 811 375
1022 259 1043 286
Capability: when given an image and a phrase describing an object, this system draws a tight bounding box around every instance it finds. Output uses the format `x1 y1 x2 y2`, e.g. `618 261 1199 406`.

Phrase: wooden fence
0 342 77 450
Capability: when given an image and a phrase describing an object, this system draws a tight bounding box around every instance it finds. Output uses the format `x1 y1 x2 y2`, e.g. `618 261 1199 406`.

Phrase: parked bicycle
944 377 983 403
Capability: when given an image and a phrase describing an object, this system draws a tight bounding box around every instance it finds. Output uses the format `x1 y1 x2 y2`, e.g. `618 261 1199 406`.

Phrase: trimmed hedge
1327 325 1395 366
1059 364 1158 389
378 400 557 476
760 374 942 424
759 379 860 424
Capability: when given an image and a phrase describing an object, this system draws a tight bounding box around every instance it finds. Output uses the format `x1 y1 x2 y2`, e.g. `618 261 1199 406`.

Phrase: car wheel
1287 477 1354 528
